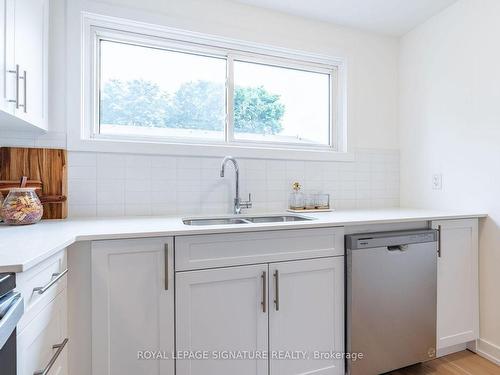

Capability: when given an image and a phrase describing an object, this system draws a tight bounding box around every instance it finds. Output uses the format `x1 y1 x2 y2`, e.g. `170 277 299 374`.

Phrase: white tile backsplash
67 149 400 217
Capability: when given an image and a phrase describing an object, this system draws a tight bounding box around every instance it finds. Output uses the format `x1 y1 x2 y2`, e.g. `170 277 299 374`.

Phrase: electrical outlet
432 174 442 190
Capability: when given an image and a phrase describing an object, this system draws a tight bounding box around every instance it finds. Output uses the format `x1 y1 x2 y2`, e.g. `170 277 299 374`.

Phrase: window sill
67 137 355 162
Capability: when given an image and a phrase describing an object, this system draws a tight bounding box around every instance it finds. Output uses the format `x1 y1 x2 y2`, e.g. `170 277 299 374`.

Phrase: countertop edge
0 210 487 273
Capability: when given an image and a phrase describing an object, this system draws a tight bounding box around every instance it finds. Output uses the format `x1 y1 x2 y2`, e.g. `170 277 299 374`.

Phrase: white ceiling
232 0 458 36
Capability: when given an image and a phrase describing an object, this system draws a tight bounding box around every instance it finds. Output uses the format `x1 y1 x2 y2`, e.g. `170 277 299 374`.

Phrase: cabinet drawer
16 250 67 331
17 288 68 375
175 227 344 271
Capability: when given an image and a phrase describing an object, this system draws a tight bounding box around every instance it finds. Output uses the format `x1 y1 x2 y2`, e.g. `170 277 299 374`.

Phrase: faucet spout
219 156 251 214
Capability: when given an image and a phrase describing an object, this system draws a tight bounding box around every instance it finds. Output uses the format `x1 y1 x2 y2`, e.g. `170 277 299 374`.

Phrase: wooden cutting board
0 147 67 219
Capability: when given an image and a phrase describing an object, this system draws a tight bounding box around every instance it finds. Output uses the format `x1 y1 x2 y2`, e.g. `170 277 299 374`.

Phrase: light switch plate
432 174 442 190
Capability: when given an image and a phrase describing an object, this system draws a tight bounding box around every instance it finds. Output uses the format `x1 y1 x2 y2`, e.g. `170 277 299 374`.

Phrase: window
88 21 344 153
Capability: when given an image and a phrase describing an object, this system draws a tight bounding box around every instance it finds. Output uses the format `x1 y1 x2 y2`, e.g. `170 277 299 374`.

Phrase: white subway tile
69 204 97 217
125 204 151 216
151 156 177 169
97 189 125 205
65 149 400 218
68 152 97 167
69 166 96 180
97 205 125 217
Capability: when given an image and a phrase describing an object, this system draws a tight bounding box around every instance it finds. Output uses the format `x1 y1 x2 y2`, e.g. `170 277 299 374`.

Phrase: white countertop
0 208 486 273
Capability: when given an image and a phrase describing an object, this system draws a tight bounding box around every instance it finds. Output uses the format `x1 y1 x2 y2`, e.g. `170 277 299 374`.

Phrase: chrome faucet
220 156 252 214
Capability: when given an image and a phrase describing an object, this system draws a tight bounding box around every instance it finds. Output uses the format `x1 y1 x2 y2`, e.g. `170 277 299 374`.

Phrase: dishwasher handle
387 245 408 252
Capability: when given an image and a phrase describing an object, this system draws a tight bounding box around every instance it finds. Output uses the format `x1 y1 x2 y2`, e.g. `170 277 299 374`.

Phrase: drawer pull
274 270 280 311
33 269 68 294
34 338 68 375
436 225 442 258
261 271 267 313
165 244 169 290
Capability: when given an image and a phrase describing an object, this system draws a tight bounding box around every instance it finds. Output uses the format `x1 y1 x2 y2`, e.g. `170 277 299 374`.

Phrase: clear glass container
1 188 43 225
289 191 305 210
305 194 317 210
315 194 330 210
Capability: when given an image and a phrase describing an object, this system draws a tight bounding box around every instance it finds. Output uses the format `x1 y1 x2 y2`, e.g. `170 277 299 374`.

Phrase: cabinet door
176 264 269 375
432 219 479 350
269 257 344 375
1 0 15 115
91 237 174 375
12 0 48 129
17 288 68 375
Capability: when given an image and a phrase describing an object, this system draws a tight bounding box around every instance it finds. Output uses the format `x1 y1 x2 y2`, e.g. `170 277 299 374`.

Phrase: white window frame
76 13 351 161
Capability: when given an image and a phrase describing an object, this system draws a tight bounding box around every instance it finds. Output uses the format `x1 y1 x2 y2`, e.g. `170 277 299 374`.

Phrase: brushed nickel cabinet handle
274 270 280 311
33 269 68 294
7 65 20 108
437 225 442 258
21 70 27 113
165 243 169 290
261 271 266 313
34 338 68 375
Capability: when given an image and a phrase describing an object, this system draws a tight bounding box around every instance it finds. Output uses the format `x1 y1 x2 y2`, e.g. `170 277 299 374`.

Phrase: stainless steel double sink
183 214 314 226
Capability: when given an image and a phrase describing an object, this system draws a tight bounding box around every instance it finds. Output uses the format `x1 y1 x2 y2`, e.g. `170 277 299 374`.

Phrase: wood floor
387 351 500 375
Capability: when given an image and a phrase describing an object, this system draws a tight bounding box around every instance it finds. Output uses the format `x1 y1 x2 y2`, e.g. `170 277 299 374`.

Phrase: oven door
0 293 24 375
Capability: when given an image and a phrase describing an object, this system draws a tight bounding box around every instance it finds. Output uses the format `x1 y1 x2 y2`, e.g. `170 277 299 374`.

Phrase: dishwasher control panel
346 230 438 250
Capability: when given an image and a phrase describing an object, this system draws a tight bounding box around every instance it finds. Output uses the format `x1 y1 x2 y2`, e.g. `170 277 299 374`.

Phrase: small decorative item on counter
314 193 330 210
1 188 44 225
287 183 332 212
305 192 319 210
289 182 305 210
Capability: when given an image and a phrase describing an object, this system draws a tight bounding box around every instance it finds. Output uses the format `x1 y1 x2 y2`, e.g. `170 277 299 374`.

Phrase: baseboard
474 339 500 366
437 343 467 358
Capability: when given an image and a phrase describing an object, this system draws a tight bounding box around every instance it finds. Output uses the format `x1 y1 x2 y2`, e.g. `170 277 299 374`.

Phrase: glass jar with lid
1 188 43 225
289 182 305 210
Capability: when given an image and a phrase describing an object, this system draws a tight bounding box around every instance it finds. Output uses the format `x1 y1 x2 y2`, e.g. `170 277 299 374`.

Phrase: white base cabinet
269 257 344 375
176 264 269 375
174 228 345 375
175 258 345 375
16 249 68 375
432 219 479 351
17 289 67 375
91 237 175 375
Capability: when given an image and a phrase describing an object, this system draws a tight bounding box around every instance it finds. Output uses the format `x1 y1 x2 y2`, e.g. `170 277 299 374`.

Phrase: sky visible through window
99 40 331 146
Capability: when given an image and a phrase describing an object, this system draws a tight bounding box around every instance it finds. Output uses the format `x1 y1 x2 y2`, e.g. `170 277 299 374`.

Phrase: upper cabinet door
269 257 345 375
0 0 15 115
176 264 269 375
91 237 175 375
432 219 479 350
12 0 48 130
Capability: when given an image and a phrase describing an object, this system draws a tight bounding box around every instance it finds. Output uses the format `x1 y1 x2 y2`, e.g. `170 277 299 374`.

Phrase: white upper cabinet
0 0 48 131
269 257 344 375
432 219 479 350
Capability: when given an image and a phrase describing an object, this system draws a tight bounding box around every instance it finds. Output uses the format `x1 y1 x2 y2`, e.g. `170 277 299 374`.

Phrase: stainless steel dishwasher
345 229 438 375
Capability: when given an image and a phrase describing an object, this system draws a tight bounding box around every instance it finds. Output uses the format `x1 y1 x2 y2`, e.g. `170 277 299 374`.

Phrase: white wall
0 0 401 217
1 0 400 152
69 0 399 151
400 0 500 363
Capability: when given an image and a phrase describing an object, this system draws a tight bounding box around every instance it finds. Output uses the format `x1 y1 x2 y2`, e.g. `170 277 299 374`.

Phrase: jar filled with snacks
1 188 43 225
